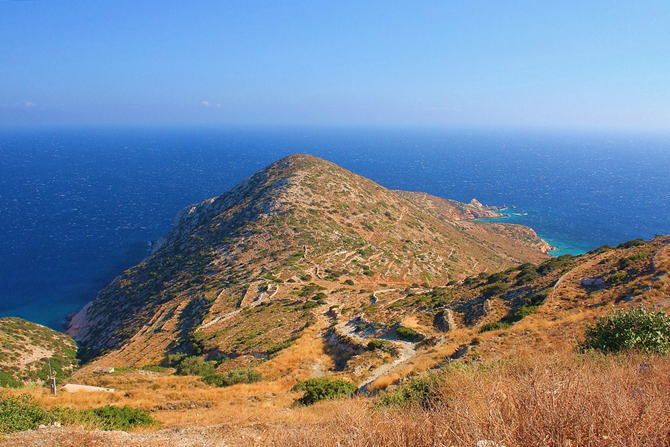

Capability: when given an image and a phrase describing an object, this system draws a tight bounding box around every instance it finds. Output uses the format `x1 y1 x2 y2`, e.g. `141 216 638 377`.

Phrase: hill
0 317 77 387
3 233 667 445
66 154 550 369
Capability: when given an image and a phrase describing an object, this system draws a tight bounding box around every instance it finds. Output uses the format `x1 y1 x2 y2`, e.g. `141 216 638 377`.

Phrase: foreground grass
258 353 670 447
1 352 667 446
0 393 156 434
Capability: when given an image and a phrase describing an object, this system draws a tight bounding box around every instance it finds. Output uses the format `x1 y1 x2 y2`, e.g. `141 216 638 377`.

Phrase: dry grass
2 352 668 446
256 353 670 447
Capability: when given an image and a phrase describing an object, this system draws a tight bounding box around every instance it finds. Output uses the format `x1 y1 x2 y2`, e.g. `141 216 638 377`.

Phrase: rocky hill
66 154 551 369
0 317 77 387
338 235 670 389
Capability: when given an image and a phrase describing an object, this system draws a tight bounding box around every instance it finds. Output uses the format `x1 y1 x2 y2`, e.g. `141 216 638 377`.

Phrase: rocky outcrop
434 309 456 332
581 277 605 288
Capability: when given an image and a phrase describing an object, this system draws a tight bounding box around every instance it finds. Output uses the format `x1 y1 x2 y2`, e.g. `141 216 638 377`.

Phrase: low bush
396 326 423 342
175 356 216 376
479 322 511 333
78 405 156 431
617 238 646 249
580 308 670 354
537 254 574 274
480 282 510 298
506 304 539 323
0 394 49 433
377 372 443 409
589 244 614 254
0 371 21 388
514 263 538 283
203 368 262 387
487 272 510 284
367 339 396 355
0 394 155 434
607 271 628 285
292 378 357 405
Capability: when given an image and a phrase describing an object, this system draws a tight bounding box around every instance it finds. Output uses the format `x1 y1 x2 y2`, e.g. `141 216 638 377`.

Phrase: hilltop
66 154 550 369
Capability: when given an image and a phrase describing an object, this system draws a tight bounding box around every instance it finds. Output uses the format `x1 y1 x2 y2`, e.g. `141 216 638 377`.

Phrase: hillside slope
67 154 550 368
0 317 77 387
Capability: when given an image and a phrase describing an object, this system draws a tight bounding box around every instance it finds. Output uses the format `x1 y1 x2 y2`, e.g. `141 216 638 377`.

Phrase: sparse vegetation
0 318 78 387
537 254 574 274
265 353 670 446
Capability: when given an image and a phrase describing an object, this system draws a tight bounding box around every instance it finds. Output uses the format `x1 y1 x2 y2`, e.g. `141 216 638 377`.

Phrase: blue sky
1 1 669 130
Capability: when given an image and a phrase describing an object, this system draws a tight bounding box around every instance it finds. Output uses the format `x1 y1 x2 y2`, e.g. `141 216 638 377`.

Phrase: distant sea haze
0 127 668 329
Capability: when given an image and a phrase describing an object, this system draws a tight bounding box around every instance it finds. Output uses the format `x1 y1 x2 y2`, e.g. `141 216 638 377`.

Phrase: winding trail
358 339 417 394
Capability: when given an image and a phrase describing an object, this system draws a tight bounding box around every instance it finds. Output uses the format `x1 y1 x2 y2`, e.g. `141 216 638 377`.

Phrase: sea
1 127 669 329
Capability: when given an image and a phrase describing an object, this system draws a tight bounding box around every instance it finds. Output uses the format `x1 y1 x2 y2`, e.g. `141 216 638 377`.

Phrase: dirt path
358 339 417 394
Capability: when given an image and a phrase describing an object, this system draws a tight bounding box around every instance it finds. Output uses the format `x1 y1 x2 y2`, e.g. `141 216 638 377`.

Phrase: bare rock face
435 309 457 332
581 277 605 288
483 299 493 316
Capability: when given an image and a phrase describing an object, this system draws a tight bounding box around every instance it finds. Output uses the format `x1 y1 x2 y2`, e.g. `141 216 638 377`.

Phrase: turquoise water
478 210 592 256
0 127 668 328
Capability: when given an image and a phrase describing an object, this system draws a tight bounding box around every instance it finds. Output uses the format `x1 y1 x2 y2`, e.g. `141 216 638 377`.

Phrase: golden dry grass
2 352 668 446
255 353 670 447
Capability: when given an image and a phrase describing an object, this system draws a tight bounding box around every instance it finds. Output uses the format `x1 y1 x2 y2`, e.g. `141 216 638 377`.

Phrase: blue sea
1 127 669 329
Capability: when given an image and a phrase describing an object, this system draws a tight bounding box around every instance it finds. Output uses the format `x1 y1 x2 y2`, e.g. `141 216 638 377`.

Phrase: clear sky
1 1 669 130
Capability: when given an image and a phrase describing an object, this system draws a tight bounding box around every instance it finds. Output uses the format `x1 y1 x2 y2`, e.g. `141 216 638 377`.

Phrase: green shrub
140 365 169 373
479 322 511 333
506 305 539 323
0 394 155 434
0 371 22 388
589 244 614 254
78 405 155 431
165 353 187 367
302 301 321 310
480 282 510 298
203 368 262 387
377 372 442 408
463 276 479 287
175 356 216 376
617 239 646 249
0 394 49 433
292 378 357 405
515 263 538 283
487 272 509 284
537 255 574 274
580 308 670 354
395 326 423 342
366 339 396 355
607 271 628 285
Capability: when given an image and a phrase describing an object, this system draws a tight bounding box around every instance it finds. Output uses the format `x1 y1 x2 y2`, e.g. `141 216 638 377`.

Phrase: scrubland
2 351 668 446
